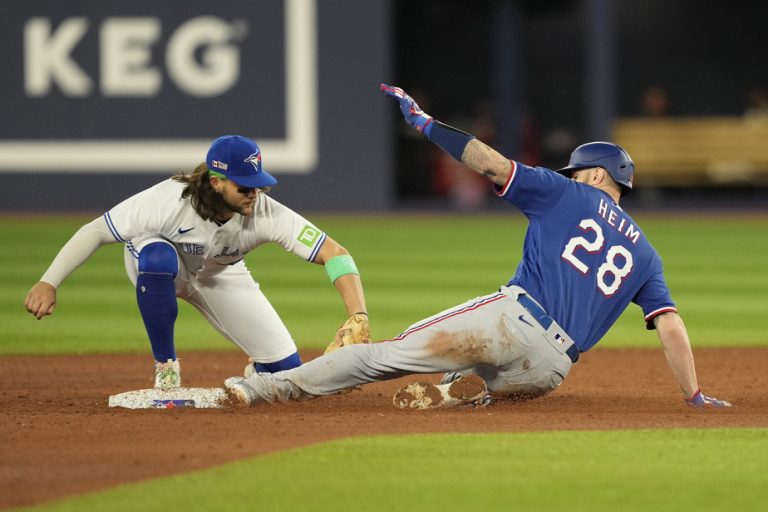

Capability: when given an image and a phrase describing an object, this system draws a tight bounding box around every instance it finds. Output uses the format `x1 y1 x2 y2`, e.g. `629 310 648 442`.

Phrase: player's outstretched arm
314 237 370 353
380 84 512 187
654 312 731 408
315 237 367 316
461 139 514 186
24 216 117 320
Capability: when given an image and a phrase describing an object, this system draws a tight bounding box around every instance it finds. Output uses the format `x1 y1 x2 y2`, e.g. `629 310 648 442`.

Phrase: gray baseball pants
248 285 578 401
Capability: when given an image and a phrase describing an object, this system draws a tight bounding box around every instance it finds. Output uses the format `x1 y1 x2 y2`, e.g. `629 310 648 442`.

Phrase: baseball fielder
24 135 371 387
223 85 731 410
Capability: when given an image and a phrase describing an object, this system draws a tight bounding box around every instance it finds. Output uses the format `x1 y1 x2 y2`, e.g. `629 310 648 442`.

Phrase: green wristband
325 255 359 283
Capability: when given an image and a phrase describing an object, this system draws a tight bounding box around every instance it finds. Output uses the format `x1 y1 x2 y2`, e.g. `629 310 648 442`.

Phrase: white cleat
224 376 259 407
393 375 490 410
154 359 181 389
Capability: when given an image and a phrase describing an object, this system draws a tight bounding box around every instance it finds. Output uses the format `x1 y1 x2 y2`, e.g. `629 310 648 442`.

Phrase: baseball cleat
224 376 258 407
393 375 490 410
154 359 181 389
439 371 463 385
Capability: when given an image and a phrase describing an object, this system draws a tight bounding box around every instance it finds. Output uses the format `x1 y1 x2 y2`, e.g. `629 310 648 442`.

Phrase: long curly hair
172 163 231 221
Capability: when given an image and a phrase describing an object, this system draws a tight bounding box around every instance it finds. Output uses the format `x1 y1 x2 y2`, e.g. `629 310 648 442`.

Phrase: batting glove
685 389 732 408
380 84 434 135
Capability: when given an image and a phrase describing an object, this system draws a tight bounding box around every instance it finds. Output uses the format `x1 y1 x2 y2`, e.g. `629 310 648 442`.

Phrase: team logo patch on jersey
211 160 228 171
298 225 320 247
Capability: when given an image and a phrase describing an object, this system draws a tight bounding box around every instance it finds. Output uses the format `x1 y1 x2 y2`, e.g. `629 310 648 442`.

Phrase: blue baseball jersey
496 162 677 351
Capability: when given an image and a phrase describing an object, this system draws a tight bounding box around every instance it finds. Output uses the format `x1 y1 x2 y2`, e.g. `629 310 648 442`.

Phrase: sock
254 352 302 373
136 273 178 362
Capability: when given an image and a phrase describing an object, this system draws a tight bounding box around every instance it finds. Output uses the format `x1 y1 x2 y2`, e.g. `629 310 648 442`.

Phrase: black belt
516 293 580 363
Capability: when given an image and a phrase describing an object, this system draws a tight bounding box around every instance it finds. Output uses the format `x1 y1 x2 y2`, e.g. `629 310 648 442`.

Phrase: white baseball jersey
109 179 326 363
38 178 328 364
105 179 326 278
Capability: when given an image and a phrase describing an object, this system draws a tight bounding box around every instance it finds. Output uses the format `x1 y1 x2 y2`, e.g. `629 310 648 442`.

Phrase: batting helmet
556 142 634 196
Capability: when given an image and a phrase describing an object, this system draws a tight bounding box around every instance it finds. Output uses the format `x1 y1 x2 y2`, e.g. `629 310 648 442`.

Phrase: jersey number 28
561 218 633 296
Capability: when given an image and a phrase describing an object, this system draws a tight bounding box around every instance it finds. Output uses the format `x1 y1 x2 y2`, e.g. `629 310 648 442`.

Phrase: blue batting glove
685 389 732 408
380 84 434 135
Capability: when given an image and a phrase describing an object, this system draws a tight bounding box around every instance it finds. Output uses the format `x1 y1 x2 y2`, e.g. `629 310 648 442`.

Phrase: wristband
325 255 359 283
426 121 476 161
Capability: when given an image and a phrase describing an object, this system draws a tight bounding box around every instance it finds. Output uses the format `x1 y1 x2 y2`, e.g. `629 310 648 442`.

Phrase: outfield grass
21 429 768 512
2 214 767 354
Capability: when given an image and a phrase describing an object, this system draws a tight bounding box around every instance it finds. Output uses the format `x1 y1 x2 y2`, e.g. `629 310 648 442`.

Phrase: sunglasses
236 186 271 195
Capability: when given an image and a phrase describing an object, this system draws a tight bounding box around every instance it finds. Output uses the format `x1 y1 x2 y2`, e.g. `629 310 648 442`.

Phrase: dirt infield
2 347 767 509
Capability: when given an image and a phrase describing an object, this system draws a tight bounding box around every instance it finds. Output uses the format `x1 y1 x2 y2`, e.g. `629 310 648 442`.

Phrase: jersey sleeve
103 182 168 243
494 162 569 217
40 216 117 287
632 257 677 330
261 196 327 261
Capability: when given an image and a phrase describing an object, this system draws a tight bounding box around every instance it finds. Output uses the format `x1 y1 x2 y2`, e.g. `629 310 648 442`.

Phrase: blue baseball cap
206 135 278 188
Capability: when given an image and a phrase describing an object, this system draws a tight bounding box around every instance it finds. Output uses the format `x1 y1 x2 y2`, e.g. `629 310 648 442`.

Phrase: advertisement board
0 0 391 210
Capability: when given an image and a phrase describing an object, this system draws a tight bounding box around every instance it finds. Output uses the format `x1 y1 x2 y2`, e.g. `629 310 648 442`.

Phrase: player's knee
138 242 178 278
255 352 301 373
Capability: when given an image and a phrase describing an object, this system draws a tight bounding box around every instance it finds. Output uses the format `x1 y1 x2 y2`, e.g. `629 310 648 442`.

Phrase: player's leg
227 291 527 403
471 335 573 399
182 262 301 373
355 289 575 403
124 239 181 388
439 340 572 398
473 286 576 398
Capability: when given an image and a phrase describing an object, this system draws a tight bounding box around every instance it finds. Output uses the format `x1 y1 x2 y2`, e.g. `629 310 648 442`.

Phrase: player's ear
209 175 224 192
593 167 606 184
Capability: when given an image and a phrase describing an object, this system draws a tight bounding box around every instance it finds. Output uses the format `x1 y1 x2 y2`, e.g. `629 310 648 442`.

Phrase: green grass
21 429 768 512
2 214 767 354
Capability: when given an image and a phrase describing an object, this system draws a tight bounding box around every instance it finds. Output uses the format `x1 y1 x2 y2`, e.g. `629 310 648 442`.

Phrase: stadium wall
0 0 393 212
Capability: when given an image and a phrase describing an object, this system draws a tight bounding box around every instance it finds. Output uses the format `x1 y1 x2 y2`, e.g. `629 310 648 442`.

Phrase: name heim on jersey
597 199 641 245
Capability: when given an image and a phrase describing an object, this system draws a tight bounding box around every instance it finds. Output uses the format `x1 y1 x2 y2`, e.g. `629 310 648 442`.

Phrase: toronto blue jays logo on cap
244 152 262 172
206 135 277 188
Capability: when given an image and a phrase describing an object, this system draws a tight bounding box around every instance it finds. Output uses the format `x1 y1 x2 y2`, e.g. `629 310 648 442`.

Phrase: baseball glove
324 313 371 354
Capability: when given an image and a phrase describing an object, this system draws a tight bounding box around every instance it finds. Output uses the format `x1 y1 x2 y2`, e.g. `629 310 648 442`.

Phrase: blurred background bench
613 118 768 186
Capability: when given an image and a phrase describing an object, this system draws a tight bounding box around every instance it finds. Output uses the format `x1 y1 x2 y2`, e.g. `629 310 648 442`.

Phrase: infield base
108 387 229 409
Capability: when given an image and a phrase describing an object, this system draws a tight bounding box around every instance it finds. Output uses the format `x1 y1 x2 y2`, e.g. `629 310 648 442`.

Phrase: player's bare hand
24 281 57 319
380 84 434 133
685 389 732 408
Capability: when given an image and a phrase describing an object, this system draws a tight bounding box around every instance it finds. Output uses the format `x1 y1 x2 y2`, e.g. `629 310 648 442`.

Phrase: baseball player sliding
223 85 730 410
24 135 371 388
